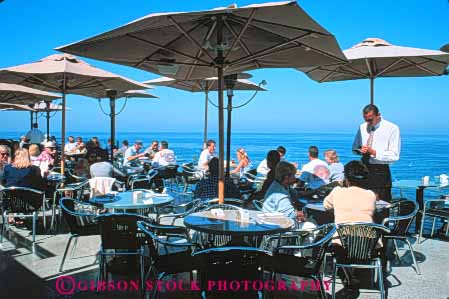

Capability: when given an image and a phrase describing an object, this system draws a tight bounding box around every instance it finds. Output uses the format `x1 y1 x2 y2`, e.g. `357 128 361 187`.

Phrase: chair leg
393 239 401 261
318 275 327 299
96 254 103 292
418 211 426 244
377 258 385 299
405 238 421 275
42 195 47 231
59 235 75 272
32 211 37 243
1 211 7 243
140 254 145 291
331 259 337 299
70 236 79 258
431 217 436 237
50 192 58 231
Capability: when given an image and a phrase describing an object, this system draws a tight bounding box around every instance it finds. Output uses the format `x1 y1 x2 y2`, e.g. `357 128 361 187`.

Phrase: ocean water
2 131 448 198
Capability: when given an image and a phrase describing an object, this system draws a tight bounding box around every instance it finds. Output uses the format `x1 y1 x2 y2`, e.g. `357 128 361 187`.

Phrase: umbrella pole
30 111 33 130
225 90 233 178
110 96 116 164
46 101 50 139
203 89 209 149
60 75 67 176
370 77 374 105
217 15 225 205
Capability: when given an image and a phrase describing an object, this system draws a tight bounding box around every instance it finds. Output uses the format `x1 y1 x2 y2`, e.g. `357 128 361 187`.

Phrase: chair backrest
59 197 98 235
137 220 192 261
89 177 115 197
274 223 336 274
382 199 418 236
336 222 390 263
97 213 147 250
158 165 178 179
1 186 44 213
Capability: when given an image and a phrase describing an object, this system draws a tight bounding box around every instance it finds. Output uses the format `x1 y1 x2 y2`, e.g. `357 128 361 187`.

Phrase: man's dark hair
32 123 38 128
267 150 281 170
161 140 168 149
363 104 379 115
207 139 216 147
122 140 129 146
344 160 369 187
308 146 319 158
208 157 219 176
152 140 158 144
276 146 286 156
69 136 74 140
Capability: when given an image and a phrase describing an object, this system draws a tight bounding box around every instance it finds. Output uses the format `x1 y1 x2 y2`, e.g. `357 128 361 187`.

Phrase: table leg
415 187 424 234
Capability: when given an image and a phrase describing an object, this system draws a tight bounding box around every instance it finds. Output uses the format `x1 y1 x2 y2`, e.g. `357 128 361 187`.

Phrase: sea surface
2 131 448 198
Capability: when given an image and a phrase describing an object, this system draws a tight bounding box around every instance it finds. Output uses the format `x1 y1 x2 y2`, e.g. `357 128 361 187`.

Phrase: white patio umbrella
0 82 61 129
57 1 346 203
298 38 449 104
0 54 149 173
144 75 266 174
0 102 36 112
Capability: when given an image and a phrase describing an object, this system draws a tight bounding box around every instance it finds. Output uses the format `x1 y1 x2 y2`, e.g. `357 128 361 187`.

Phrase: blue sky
0 0 448 135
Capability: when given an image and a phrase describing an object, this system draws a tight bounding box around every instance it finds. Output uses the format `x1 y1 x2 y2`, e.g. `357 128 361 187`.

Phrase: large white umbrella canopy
0 54 149 172
0 82 60 105
57 1 346 203
298 38 449 104
0 103 36 112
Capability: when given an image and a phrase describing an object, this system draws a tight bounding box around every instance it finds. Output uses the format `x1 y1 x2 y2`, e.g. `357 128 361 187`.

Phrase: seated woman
3 149 45 190
263 161 316 230
230 148 252 177
323 160 379 294
324 149 344 183
0 145 11 184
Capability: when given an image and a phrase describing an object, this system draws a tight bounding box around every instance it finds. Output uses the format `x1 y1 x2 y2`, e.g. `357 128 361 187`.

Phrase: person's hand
296 210 306 222
360 145 369 154
361 146 376 156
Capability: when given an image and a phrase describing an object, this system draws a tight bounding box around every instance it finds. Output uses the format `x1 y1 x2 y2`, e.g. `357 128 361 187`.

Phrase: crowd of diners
0 104 403 295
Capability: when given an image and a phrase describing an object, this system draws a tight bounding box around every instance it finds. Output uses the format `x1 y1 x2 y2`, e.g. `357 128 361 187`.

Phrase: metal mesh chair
418 195 449 243
1 186 46 243
180 163 202 192
128 169 158 190
59 197 99 272
96 213 148 291
138 220 198 299
382 199 420 274
262 224 336 299
192 246 271 299
331 222 390 299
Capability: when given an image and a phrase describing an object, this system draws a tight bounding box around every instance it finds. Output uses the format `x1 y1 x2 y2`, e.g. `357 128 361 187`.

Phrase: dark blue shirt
4 164 45 191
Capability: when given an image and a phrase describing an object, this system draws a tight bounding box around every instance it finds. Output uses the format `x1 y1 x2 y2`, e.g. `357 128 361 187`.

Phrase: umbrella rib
318 65 345 83
143 59 210 67
223 19 260 68
127 33 212 67
374 58 406 78
231 32 312 66
399 58 440 76
223 9 257 62
185 19 217 80
230 14 330 37
167 16 216 64
365 58 373 78
130 18 212 67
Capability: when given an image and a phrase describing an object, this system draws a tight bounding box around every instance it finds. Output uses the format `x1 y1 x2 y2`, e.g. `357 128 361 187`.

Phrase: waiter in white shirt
352 104 401 202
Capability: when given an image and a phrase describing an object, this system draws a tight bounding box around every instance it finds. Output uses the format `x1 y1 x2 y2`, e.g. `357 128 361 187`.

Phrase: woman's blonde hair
28 144 40 157
12 148 32 169
236 147 250 161
324 149 339 163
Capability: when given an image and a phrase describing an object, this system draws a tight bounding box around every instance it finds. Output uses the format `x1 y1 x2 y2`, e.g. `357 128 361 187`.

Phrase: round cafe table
90 190 173 215
184 209 294 247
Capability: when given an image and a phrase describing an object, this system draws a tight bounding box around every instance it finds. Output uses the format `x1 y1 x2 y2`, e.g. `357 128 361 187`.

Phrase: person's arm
352 127 363 155
230 160 244 174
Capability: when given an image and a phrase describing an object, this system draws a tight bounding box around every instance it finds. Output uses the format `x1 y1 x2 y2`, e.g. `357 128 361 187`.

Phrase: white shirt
257 159 269 176
301 158 328 174
64 142 77 153
198 149 215 170
123 146 140 166
152 149 176 167
26 129 45 144
352 118 400 165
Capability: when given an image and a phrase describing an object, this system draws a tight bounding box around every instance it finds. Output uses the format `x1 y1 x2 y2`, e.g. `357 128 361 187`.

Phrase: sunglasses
1 152 9 156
